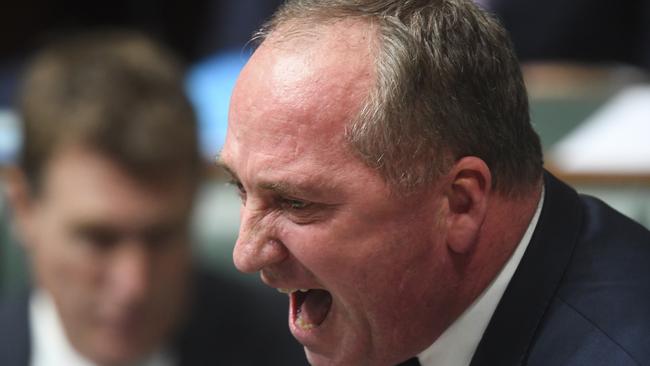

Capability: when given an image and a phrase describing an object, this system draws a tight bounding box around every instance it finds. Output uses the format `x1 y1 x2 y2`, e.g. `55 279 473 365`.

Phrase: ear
444 157 491 255
4 167 37 248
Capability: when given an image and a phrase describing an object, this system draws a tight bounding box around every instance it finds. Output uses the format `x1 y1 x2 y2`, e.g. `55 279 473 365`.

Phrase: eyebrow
215 157 238 181
215 156 338 200
258 181 309 198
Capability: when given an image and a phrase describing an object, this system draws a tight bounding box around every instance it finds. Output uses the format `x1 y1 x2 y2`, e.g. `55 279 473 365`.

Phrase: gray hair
256 0 543 195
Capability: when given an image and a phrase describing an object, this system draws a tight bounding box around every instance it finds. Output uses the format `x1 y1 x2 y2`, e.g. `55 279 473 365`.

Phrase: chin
305 348 367 366
88 335 153 365
93 348 141 366
306 347 403 366
305 348 334 366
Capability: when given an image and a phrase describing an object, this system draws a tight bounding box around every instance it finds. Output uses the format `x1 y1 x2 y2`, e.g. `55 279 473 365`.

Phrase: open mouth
279 288 333 330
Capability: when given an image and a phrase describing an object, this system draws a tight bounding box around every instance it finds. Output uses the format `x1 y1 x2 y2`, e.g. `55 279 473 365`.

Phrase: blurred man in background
0 31 303 366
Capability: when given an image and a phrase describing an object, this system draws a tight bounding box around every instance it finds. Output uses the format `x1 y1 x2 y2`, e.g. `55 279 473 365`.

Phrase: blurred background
1 0 649 297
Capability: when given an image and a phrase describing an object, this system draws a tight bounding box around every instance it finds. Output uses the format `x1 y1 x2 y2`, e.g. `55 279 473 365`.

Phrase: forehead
223 19 376 172
38 146 192 220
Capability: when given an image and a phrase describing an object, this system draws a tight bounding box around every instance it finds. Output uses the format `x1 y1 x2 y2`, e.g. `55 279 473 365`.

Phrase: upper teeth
277 288 310 294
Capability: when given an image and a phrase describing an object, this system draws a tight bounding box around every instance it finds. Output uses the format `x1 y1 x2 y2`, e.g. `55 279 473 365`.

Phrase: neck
450 182 543 326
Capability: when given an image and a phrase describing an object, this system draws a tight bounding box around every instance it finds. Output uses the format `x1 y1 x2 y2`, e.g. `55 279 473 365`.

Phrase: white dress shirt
417 189 545 366
29 290 175 366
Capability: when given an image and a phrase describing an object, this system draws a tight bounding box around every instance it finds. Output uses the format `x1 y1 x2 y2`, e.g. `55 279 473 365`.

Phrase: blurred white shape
0 109 21 164
550 85 650 173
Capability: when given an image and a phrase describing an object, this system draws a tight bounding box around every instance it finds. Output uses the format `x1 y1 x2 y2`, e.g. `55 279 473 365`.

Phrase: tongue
298 289 332 326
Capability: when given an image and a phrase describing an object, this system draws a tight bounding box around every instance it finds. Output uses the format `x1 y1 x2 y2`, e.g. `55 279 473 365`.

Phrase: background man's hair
256 0 543 196
19 30 201 191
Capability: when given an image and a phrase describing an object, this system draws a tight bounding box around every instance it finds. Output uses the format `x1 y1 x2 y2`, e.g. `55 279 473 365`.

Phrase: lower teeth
295 316 316 330
293 289 332 330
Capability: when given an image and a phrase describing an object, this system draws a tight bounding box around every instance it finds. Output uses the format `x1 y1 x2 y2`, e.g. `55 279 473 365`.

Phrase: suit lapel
470 172 584 366
0 291 31 365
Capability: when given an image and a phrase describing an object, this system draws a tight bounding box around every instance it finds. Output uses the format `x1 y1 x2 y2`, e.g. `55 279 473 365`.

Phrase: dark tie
397 357 421 366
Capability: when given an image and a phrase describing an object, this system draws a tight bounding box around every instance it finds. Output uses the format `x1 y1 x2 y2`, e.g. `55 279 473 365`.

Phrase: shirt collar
29 290 175 366
417 187 545 366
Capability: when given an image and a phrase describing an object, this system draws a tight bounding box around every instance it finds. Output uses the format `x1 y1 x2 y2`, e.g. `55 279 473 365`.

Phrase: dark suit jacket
471 172 650 365
0 269 307 366
401 172 650 366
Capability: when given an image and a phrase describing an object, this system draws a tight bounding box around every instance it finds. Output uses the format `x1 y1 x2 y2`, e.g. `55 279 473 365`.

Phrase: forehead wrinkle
227 116 302 173
259 180 304 197
256 172 341 200
220 140 336 199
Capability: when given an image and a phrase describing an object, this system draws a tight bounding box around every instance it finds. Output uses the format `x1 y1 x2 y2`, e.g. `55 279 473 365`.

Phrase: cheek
35 249 100 300
153 244 191 290
279 222 342 270
31 217 102 301
286 215 443 301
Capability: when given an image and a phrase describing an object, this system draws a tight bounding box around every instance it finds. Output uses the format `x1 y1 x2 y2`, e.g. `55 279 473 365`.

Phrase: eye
281 198 311 210
142 225 186 249
228 180 247 203
73 226 119 252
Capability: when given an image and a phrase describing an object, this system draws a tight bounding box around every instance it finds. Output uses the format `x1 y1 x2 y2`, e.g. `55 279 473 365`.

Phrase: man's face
19 146 194 364
222 22 462 366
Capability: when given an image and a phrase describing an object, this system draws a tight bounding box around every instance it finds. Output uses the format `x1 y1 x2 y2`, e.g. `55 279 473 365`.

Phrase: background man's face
19 146 194 365
222 21 461 366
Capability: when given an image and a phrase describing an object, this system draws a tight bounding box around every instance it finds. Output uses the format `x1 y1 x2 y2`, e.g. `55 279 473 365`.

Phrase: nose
108 242 151 304
233 205 289 273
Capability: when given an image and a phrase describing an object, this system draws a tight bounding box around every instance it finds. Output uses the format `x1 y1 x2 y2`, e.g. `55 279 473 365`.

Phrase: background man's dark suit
401 173 650 366
0 269 308 366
